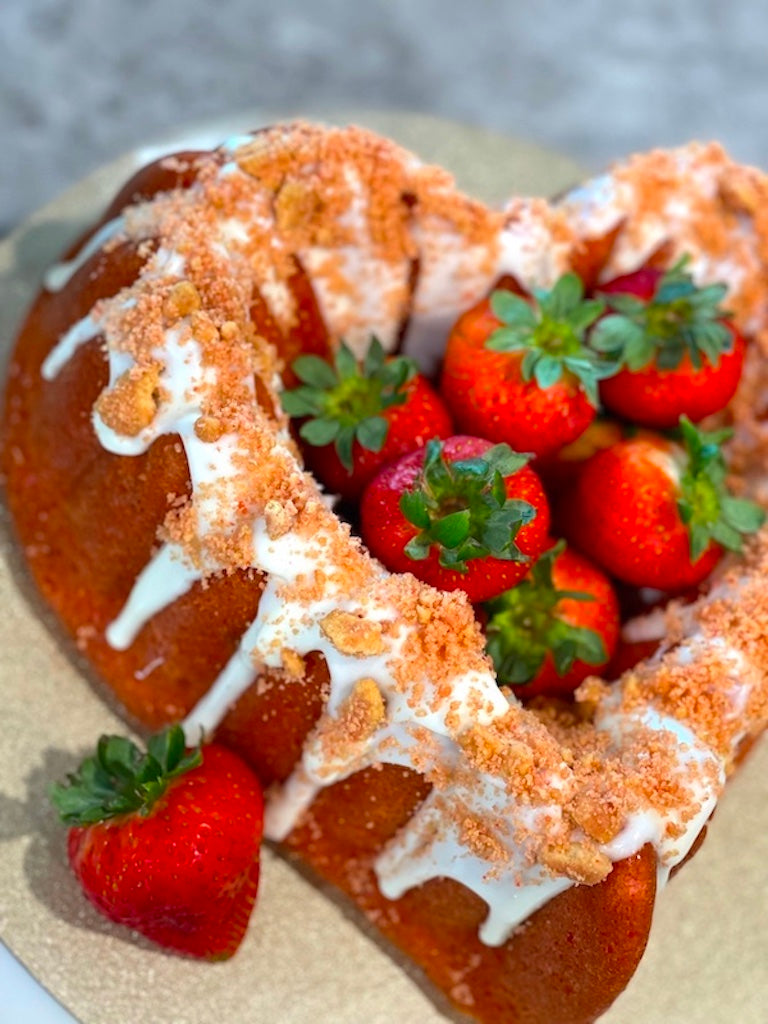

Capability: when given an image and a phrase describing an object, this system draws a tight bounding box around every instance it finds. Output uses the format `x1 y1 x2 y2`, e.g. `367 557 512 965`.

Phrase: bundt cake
3 122 768 1024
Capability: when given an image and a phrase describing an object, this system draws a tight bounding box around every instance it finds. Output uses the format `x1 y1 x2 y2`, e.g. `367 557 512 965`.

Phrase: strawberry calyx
483 541 607 685
280 336 417 470
399 439 536 572
50 725 202 825
592 257 733 372
676 416 765 561
486 273 613 405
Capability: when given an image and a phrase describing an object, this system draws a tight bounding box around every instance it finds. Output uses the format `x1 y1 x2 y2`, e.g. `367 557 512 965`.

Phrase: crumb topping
193 415 224 443
280 648 306 681
95 363 162 436
540 839 612 885
319 609 386 657
163 280 202 320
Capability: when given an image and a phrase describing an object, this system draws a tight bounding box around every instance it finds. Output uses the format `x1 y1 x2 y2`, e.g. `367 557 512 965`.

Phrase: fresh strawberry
483 540 620 699
591 257 746 427
535 417 626 497
280 335 453 500
564 417 765 591
440 274 614 458
50 726 264 960
360 435 550 602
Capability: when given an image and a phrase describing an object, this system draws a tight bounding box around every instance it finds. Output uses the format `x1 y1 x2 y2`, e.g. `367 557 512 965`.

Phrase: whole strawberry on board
50 726 264 960
360 435 550 603
440 273 615 458
591 258 746 427
483 540 620 699
565 417 765 591
280 336 453 501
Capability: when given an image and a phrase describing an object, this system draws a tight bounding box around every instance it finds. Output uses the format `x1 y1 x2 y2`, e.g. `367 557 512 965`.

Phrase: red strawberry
483 540 620 699
50 726 264 960
591 257 746 427
440 274 613 458
280 335 453 500
536 417 626 497
360 435 550 603
564 418 764 591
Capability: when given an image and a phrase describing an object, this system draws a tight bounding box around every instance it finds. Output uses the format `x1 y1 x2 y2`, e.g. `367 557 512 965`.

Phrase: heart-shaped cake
3 122 768 1024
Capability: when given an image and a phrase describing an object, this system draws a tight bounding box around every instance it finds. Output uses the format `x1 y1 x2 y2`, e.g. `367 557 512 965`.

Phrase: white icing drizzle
39 129 768 950
496 198 571 287
376 785 573 947
41 314 102 380
106 543 200 650
43 216 126 292
594 698 725 886
299 165 412 354
675 633 763 735
133 655 165 681
221 134 262 154
403 227 497 374
182 615 263 746
622 606 669 644
133 132 257 171
556 174 618 239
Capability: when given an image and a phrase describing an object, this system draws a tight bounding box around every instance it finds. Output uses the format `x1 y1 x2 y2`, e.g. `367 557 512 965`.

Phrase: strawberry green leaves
483 542 608 686
399 440 535 572
360 435 549 602
487 273 612 405
592 258 733 372
50 725 202 825
281 336 416 470
676 417 765 561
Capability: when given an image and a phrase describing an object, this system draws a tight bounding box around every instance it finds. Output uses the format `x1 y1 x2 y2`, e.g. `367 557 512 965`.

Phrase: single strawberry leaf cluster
592 257 733 372
486 273 613 405
483 541 606 685
399 440 536 572
50 725 202 826
280 336 417 469
676 416 765 561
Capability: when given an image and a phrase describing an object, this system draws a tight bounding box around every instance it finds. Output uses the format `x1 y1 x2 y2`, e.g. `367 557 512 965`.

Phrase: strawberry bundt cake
3 123 768 1023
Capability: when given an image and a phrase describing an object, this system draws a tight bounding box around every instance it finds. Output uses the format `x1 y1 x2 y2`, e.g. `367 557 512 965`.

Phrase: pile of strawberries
283 257 764 698
52 257 765 964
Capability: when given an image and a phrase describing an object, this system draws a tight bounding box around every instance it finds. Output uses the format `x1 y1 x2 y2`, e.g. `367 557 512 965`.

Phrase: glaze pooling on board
39 125 768 947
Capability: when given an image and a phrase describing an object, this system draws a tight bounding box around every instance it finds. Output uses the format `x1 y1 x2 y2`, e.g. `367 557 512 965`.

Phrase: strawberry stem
399 439 536 572
483 541 607 685
592 257 733 372
280 336 417 469
486 273 613 405
676 416 765 561
50 725 202 826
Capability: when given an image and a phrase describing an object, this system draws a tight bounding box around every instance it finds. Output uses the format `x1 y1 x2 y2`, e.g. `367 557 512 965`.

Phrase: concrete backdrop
2 0 765 229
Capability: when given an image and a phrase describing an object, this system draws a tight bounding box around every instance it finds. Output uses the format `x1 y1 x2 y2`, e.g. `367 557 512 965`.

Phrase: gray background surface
2 0 766 230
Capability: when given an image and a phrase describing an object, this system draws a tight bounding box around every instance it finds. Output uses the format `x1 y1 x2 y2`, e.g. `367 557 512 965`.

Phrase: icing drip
44 216 126 292
403 210 502 373
376 784 573 947
182 613 264 746
106 543 200 650
299 165 412 354
41 314 102 380
594 699 725 886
